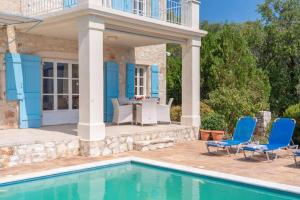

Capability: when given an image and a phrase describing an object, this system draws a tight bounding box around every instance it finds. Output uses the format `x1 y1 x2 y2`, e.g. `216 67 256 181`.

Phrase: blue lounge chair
206 116 257 155
295 150 300 166
242 118 296 161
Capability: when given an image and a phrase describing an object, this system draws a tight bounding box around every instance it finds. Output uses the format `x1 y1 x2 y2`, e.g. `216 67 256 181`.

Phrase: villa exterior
0 0 206 160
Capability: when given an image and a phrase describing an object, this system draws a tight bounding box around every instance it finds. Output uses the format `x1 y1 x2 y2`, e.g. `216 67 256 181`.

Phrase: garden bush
170 105 182 122
201 112 227 131
206 87 265 131
170 102 214 122
284 102 300 144
200 102 214 115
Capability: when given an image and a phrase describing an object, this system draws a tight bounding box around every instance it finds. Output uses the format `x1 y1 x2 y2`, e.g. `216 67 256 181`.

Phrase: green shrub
170 106 182 122
200 102 214 115
170 102 214 122
206 87 267 131
284 102 300 144
201 112 227 131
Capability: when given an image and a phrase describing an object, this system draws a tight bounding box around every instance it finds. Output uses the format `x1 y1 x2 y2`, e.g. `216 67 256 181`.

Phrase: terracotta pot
200 130 211 141
211 130 225 141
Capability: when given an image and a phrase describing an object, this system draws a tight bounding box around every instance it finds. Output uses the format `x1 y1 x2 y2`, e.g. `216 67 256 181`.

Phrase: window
133 0 145 15
42 62 54 111
135 66 146 96
42 61 79 111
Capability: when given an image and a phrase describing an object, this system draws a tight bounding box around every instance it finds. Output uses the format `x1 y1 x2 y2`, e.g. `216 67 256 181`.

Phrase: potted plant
199 129 211 141
201 112 227 141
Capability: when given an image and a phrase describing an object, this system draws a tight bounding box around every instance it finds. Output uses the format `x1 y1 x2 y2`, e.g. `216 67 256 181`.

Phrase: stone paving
1 141 299 187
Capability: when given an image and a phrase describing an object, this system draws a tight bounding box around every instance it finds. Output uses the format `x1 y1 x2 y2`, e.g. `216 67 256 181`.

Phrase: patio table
127 99 159 124
127 100 142 124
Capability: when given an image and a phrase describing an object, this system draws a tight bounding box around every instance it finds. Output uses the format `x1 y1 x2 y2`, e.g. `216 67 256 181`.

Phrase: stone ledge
0 139 80 169
80 126 198 157
133 138 175 151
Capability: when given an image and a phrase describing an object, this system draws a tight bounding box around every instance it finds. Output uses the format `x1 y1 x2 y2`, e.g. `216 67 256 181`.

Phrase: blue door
63 0 78 8
151 0 159 19
5 53 41 128
112 0 133 12
104 61 119 122
112 0 124 11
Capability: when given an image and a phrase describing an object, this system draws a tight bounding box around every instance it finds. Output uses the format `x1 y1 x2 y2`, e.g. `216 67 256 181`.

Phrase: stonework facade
0 101 18 129
0 126 197 168
0 138 79 168
0 0 21 14
255 111 272 136
0 25 166 128
80 126 198 157
135 45 167 104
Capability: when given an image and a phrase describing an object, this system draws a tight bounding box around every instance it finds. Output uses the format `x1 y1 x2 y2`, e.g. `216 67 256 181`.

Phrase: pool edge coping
0 156 299 195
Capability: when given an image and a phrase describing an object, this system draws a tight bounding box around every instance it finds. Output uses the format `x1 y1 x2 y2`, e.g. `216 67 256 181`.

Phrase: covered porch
0 3 206 160
11 10 204 140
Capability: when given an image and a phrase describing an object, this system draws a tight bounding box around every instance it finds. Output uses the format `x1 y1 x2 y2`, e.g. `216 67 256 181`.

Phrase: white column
187 0 200 29
77 15 105 141
181 38 201 127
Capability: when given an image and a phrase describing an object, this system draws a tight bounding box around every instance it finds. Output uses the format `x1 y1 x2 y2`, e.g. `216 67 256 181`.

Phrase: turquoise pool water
0 162 299 200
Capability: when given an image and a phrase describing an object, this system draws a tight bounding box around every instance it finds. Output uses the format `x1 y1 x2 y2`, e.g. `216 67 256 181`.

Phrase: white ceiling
16 18 172 47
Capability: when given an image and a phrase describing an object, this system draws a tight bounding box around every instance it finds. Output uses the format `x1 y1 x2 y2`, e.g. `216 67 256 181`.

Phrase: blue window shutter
151 64 159 98
151 0 159 19
112 0 124 11
19 54 41 128
5 53 24 100
126 63 135 99
64 0 78 8
104 61 119 122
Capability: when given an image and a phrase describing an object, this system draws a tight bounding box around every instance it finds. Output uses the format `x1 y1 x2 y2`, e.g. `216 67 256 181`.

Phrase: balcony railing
21 0 191 26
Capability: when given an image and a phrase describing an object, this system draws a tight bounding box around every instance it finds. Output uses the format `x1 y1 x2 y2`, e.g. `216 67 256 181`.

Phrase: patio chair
136 99 157 126
242 118 296 161
157 98 173 124
295 149 300 166
118 97 130 105
206 116 257 155
111 98 133 125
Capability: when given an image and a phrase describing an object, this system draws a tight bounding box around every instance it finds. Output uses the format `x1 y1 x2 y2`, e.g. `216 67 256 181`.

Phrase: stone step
133 138 175 151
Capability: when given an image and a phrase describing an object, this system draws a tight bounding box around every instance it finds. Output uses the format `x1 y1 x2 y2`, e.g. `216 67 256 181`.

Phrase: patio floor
1 141 299 187
0 123 187 146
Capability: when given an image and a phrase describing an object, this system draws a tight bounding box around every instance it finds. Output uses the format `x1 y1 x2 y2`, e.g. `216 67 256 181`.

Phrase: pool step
133 138 175 151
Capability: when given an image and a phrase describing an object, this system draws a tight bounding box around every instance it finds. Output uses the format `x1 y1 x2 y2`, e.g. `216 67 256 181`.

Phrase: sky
200 0 265 23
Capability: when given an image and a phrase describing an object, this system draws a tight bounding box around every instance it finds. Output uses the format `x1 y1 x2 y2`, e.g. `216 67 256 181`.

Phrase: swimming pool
0 157 299 200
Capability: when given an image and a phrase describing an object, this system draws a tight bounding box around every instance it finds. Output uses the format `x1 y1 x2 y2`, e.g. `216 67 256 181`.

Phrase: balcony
21 0 192 27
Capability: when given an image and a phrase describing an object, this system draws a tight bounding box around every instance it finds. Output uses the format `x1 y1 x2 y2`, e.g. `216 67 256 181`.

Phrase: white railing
21 0 190 26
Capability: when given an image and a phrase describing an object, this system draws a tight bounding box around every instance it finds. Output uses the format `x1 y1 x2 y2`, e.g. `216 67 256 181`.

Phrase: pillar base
78 122 105 141
181 115 200 127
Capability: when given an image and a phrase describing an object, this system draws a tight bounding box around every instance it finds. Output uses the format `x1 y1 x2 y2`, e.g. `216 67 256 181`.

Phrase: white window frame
42 59 79 112
135 65 147 97
133 0 146 16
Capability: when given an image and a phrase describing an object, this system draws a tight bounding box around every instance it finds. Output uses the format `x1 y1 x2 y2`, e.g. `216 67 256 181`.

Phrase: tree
166 44 182 105
257 0 300 115
202 25 271 128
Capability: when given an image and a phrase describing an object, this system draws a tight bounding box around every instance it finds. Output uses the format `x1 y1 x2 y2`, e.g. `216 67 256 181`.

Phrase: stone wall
0 102 18 129
0 0 21 14
0 27 19 129
255 111 272 136
80 126 198 157
135 45 167 104
0 126 198 168
0 138 79 168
